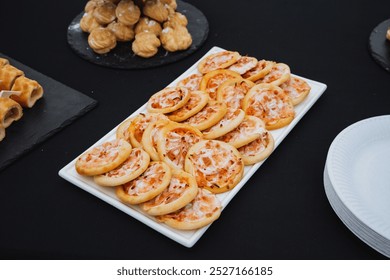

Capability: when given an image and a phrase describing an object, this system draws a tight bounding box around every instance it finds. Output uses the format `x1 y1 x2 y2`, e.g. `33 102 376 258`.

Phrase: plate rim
326 115 390 241
324 165 390 257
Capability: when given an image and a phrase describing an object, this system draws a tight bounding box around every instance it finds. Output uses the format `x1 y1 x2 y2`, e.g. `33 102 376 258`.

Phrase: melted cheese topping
133 113 167 143
124 162 166 195
188 141 242 189
218 116 265 143
203 108 241 134
149 87 189 109
177 73 202 91
143 173 190 207
103 148 145 178
242 60 270 78
206 73 239 100
151 121 168 152
238 132 270 156
202 51 237 73
159 189 221 222
167 91 202 119
219 80 252 110
165 128 202 169
184 102 221 126
280 77 310 99
78 139 124 167
246 87 294 123
228 56 257 74
258 63 289 84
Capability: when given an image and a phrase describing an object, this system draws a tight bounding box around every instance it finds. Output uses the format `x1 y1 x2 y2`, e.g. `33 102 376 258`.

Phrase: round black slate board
67 0 208 69
368 18 390 72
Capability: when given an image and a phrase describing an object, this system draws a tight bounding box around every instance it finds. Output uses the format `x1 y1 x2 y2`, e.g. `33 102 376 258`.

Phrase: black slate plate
368 18 390 72
0 53 97 172
67 0 209 69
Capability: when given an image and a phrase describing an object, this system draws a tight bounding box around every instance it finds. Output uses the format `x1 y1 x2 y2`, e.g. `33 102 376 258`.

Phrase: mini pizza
238 130 275 165
116 117 134 144
184 101 227 131
142 169 198 216
217 115 266 148
75 139 132 176
242 60 275 82
94 148 150 187
256 63 291 86
116 161 172 205
128 112 168 148
216 78 254 110
227 56 258 75
166 90 209 122
243 83 295 130
185 140 244 193
141 118 171 161
156 122 203 170
147 86 191 114
199 69 241 100
198 50 241 74
280 76 311 106
202 108 245 140
156 188 222 230
176 73 203 91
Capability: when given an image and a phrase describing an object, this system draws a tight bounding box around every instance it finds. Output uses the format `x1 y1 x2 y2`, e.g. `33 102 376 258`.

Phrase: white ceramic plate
325 115 390 256
59 46 327 247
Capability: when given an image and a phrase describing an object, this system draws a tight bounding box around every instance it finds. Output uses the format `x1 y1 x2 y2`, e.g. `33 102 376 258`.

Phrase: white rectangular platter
59 46 327 247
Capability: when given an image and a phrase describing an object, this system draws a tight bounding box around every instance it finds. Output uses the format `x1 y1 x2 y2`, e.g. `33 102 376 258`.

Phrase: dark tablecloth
0 0 389 259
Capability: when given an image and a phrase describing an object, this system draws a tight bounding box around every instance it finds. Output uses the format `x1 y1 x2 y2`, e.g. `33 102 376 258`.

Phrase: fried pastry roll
0 97 23 128
0 58 9 68
0 125 5 142
0 65 24 91
10 76 44 108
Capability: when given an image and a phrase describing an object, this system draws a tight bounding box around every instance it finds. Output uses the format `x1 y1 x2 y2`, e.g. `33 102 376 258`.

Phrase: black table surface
1 0 389 260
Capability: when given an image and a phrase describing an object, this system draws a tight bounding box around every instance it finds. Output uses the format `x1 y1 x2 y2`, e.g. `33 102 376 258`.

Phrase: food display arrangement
80 0 192 57
0 57 44 142
60 46 326 247
67 0 208 69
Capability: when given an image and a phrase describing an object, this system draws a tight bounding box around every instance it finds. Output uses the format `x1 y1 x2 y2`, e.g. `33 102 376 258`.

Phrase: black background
0 0 389 259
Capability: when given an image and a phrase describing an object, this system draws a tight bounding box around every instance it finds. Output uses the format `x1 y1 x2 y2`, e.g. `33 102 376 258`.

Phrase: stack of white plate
324 115 390 258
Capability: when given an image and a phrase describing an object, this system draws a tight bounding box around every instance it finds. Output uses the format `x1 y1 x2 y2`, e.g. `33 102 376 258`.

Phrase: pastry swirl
132 32 161 58
160 25 192 52
88 27 117 54
134 17 162 36
93 1 117 25
107 20 135 41
143 0 169 23
116 0 141 26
